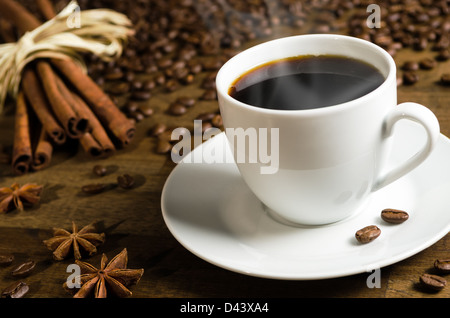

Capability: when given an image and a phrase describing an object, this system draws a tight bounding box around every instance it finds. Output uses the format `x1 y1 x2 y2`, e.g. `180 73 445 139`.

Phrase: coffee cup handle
372 102 440 191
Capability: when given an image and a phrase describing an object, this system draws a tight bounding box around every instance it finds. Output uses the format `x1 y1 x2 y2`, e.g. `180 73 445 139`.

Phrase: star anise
43 221 105 260
64 248 144 298
0 183 43 213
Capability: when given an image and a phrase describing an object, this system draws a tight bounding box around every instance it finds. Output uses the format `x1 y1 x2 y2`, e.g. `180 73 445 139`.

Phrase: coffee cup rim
216 34 396 116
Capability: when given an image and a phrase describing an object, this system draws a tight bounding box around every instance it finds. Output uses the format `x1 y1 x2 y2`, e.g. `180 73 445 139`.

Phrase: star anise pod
0 183 43 213
64 248 144 298
43 221 105 260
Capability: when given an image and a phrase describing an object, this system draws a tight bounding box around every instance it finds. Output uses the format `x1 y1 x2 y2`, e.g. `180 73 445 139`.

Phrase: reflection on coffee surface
229 55 385 110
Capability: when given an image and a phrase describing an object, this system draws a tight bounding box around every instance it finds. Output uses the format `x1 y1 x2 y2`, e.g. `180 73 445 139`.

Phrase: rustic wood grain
0 5 449 301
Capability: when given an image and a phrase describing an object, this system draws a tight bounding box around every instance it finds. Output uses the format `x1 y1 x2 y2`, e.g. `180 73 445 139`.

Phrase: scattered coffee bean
117 174 135 189
419 273 447 291
176 97 196 108
165 79 179 92
93 164 107 177
142 79 156 91
81 183 107 194
436 49 450 61
211 114 223 128
139 104 154 117
403 71 419 85
156 140 172 154
0 253 14 266
441 73 450 86
108 82 130 95
355 225 381 244
158 130 174 142
168 102 187 116
196 112 216 121
434 259 450 274
11 260 36 277
202 121 213 133
124 101 139 113
381 208 409 224
1 281 29 298
402 61 419 71
104 68 123 80
419 58 437 70
131 91 152 101
200 88 217 100
151 123 167 137
129 111 145 122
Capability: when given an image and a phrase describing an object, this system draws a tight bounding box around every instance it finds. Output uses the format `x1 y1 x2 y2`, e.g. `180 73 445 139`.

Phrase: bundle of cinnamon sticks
0 0 135 175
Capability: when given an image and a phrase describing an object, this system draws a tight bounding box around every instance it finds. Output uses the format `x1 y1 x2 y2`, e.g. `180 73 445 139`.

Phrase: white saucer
161 121 450 280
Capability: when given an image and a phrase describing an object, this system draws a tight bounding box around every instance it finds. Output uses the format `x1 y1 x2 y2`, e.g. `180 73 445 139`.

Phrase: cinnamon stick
36 0 57 21
36 60 88 139
0 0 41 32
22 67 66 145
12 91 32 175
54 75 115 158
51 58 136 147
79 132 105 158
31 127 53 171
0 18 16 43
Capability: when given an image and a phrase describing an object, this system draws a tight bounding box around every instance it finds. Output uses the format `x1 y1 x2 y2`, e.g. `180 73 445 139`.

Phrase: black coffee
228 55 384 110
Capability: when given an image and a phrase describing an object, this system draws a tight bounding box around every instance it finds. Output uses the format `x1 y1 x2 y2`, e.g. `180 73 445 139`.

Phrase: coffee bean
131 80 143 91
142 80 156 91
1 281 29 298
380 209 409 224
419 58 437 69
402 61 419 71
165 79 179 92
419 273 447 291
93 164 107 177
176 97 196 108
11 260 36 277
81 183 107 194
200 89 217 100
0 253 14 266
156 140 172 154
117 174 134 189
434 259 450 273
196 112 215 121
355 225 381 244
436 49 450 61
131 91 152 101
158 130 174 142
139 104 154 117
211 114 223 128
403 71 419 85
128 111 144 122
168 102 187 116
108 82 130 95
441 73 450 86
104 67 123 80
151 123 167 137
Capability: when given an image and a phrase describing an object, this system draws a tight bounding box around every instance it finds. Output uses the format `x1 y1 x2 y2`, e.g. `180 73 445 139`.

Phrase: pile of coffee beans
52 0 447 159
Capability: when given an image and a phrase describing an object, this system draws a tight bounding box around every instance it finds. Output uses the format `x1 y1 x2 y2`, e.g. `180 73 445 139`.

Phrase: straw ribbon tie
0 0 135 113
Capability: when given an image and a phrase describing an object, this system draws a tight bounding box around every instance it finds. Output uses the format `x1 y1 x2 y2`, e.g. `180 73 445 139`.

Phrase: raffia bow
0 0 135 113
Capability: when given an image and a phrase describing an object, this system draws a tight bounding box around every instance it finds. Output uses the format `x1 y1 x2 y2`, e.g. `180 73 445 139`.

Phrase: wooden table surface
0 3 449 303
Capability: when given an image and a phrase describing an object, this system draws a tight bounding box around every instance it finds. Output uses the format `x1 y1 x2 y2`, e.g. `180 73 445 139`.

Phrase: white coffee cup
216 34 440 226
